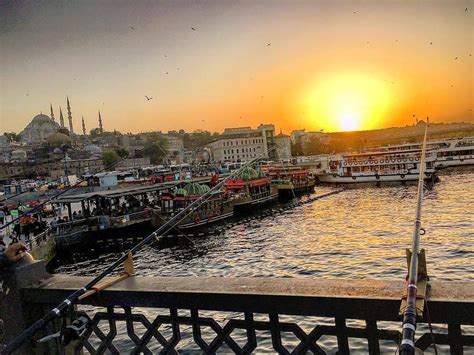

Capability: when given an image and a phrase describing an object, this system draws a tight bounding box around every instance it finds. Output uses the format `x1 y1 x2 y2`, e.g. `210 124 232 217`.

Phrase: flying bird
454 57 458 60
145 96 153 101
267 43 271 46
130 26 135 30
430 42 433 45
466 8 468 12
191 27 196 31
166 72 169 74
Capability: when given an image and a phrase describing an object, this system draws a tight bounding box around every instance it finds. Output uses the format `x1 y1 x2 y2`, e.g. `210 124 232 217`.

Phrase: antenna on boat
1 147 275 355
399 119 430 355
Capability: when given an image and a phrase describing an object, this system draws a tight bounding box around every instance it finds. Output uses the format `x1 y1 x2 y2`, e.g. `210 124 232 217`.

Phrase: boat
263 166 316 198
317 149 437 183
151 182 244 230
52 184 172 250
224 167 278 211
371 137 474 169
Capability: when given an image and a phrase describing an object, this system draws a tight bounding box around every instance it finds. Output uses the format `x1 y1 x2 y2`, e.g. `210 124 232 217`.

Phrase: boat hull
317 172 435 184
233 192 278 213
435 157 474 168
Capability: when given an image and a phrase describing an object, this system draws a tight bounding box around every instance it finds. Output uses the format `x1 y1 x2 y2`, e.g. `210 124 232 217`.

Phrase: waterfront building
274 131 292 159
19 113 61 143
207 124 277 162
164 135 185 164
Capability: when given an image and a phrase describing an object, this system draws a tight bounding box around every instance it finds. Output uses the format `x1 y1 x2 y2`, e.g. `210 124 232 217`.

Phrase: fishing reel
36 313 91 347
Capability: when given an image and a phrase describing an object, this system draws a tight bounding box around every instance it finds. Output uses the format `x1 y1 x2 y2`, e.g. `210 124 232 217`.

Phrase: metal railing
21 276 474 354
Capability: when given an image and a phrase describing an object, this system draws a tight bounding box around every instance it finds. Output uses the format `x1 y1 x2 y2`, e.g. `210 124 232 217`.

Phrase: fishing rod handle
399 303 417 355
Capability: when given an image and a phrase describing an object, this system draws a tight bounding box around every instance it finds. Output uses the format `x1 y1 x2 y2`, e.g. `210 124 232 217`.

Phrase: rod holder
399 248 429 317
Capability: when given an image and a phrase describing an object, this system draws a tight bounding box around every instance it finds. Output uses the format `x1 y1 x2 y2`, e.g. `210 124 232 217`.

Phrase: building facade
274 132 292 159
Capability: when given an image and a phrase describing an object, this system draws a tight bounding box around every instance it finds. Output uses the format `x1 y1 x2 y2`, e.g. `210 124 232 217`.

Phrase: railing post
0 255 51 354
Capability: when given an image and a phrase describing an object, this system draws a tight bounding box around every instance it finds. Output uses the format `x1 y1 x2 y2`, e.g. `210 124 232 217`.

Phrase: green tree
102 150 120 167
115 148 129 158
4 132 20 142
142 134 169 164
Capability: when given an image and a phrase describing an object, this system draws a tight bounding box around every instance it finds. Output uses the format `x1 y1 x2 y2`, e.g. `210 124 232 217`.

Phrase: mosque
19 97 104 143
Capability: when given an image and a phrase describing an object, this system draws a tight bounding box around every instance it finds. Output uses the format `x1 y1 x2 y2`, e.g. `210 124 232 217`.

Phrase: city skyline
1 1 473 134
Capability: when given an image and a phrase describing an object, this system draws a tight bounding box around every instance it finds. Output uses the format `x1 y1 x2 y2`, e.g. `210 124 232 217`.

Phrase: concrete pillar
0 254 51 353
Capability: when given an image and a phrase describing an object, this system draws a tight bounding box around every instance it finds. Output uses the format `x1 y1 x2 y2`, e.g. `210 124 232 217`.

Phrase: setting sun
339 113 360 131
302 71 395 132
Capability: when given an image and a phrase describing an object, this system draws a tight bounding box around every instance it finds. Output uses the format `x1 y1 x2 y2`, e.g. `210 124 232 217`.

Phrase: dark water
54 168 474 353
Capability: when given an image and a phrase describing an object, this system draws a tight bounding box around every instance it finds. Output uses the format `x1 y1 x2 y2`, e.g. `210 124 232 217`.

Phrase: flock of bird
130 8 473 119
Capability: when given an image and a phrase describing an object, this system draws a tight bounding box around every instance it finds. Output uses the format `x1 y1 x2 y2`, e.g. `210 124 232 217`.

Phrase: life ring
400 174 405 179
403 159 407 162
352 176 356 180
364 161 368 165
374 160 378 164
343 162 347 166
409 158 414 161
425 172 431 178
397 159 401 162
391 160 395 163
415 158 420 161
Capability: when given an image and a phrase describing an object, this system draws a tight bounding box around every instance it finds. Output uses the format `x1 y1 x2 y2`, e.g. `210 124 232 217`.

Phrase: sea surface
54 168 474 354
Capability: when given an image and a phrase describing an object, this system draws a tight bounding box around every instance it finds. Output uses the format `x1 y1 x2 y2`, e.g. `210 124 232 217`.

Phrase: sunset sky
1 0 473 134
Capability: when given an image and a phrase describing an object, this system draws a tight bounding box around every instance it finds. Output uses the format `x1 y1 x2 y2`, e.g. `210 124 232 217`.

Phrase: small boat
317 149 438 184
151 182 243 230
224 167 278 212
264 166 316 198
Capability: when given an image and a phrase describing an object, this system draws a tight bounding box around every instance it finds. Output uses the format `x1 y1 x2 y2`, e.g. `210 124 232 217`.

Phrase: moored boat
224 167 278 212
317 149 437 184
151 182 244 230
264 166 316 198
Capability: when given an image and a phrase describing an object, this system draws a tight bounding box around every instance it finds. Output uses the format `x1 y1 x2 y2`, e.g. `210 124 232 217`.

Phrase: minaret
59 107 65 128
98 110 103 134
66 96 74 133
50 104 55 121
82 116 86 135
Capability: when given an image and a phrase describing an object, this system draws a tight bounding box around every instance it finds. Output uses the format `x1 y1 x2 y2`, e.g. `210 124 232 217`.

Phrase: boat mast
399 120 429 354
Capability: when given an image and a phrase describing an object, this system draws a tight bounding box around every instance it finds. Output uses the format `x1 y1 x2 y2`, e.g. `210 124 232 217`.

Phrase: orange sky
1 1 473 134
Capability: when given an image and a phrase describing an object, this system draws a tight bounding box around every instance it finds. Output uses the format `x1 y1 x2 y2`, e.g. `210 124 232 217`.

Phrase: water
53 168 474 353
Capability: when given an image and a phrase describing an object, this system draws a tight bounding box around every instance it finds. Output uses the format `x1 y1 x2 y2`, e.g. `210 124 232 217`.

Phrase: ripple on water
54 170 474 352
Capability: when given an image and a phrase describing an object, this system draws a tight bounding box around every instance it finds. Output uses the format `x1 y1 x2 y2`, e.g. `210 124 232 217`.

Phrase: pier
1 263 473 354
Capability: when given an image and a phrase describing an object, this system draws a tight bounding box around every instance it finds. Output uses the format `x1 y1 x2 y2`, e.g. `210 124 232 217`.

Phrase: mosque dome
20 113 61 142
46 132 72 145
31 114 55 125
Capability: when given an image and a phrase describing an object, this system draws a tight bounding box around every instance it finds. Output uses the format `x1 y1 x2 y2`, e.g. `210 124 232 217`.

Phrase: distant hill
329 121 474 147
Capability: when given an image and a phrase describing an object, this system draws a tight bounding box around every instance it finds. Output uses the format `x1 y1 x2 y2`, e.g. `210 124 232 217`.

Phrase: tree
4 132 20 142
115 148 129 158
102 150 120 167
291 142 304 156
142 134 169 164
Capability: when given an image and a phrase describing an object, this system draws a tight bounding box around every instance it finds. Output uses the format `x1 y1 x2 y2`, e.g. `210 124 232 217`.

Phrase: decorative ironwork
66 306 473 354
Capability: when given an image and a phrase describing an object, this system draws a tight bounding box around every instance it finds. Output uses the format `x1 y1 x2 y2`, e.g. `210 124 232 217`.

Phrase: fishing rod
1 148 274 355
399 120 430 355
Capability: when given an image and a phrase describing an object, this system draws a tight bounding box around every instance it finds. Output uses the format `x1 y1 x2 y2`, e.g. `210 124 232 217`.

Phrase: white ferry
374 137 474 169
317 149 437 183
